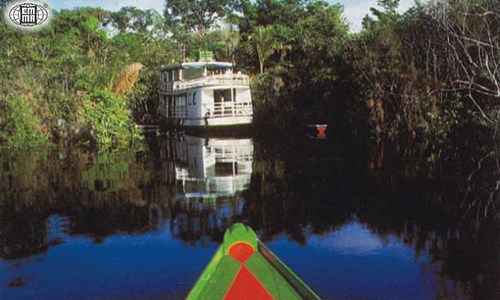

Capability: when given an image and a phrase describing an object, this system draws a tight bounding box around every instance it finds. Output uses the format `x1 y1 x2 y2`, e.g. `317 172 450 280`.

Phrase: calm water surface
0 133 498 299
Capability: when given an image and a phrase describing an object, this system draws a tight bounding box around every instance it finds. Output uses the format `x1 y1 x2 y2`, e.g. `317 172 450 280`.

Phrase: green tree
107 7 164 34
378 0 400 14
164 0 235 37
251 26 280 73
294 2 348 85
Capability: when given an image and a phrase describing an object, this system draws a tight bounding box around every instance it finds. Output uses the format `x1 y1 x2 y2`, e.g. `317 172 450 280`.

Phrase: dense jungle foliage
0 0 498 149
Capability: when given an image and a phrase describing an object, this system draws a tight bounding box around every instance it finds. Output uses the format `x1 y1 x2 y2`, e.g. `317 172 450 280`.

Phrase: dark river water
0 132 498 299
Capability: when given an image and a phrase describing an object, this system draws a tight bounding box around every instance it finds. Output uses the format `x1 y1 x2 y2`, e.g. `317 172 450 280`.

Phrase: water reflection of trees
355 139 498 299
0 134 498 298
242 135 499 299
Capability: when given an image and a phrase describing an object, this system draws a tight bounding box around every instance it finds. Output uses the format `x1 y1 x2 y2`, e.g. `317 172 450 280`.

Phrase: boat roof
160 62 233 71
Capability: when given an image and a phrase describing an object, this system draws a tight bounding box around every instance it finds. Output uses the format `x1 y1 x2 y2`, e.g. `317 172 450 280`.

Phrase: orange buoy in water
316 125 327 139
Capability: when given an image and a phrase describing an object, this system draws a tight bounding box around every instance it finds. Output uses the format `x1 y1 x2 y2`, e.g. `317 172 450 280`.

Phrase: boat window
183 68 204 80
214 89 232 103
215 162 237 176
193 92 197 105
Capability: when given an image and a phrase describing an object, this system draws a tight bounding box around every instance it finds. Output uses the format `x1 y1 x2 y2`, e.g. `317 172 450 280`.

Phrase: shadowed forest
0 0 498 151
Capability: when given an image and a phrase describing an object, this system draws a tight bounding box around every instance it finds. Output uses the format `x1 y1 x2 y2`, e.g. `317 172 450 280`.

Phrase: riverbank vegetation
0 0 498 150
0 7 177 148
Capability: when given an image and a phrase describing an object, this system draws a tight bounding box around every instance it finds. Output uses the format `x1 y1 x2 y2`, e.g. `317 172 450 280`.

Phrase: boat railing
211 148 253 162
205 102 253 118
160 74 250 92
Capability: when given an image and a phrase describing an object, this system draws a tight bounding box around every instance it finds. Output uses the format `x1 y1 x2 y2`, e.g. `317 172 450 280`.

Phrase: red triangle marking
224 265 274 300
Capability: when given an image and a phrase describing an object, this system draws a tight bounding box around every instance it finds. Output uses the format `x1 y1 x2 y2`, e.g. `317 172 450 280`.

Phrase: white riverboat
158 60 253 128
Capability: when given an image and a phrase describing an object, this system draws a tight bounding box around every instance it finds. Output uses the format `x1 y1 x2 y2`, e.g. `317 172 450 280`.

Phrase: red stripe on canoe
224 266 274 300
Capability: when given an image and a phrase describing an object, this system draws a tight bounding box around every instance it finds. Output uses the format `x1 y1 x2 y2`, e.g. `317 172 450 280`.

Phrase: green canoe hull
187 223 321 300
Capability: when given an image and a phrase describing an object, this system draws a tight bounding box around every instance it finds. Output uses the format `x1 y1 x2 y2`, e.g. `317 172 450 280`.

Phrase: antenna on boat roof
181 43 186 63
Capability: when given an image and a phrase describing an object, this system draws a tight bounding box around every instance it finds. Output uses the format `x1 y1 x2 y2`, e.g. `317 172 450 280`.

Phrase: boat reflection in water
166 135 253 200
